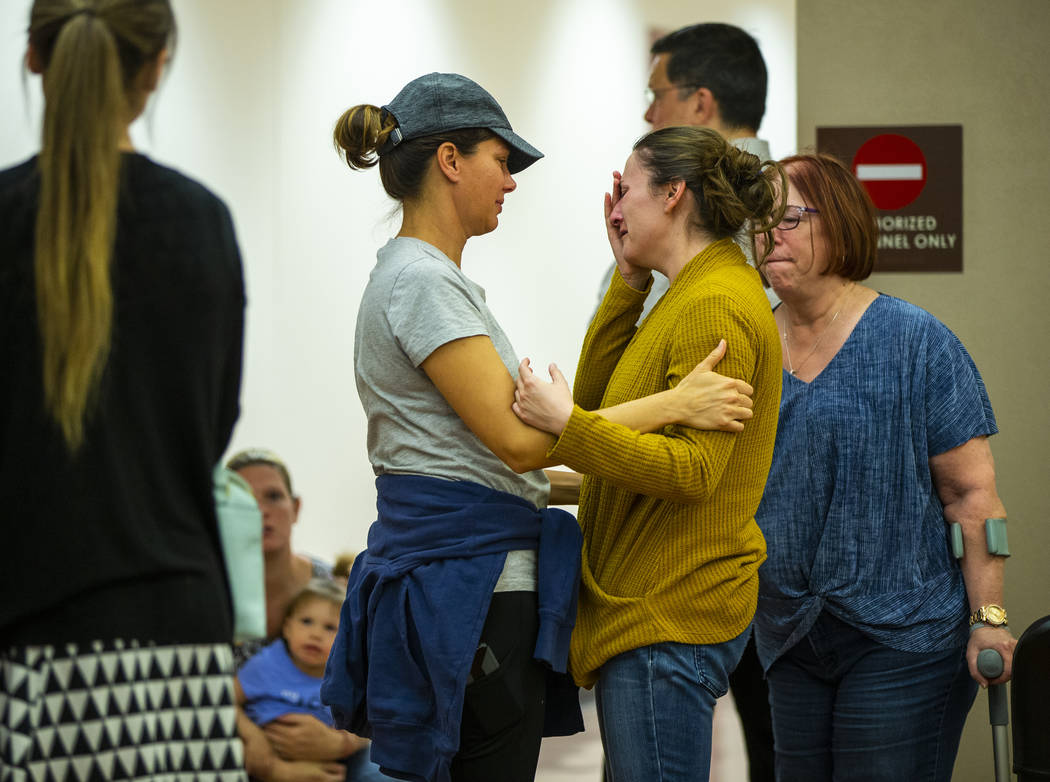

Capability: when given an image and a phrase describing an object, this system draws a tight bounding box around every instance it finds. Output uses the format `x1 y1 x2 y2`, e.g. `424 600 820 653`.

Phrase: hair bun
632 126 786 241
333 104 397 170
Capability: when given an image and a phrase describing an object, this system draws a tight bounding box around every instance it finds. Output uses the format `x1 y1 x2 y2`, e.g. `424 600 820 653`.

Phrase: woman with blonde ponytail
1 2 246 779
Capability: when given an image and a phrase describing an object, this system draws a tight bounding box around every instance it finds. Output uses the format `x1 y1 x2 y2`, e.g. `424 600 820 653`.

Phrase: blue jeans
766 611 978 782
594 627 751 782
344 747 386 782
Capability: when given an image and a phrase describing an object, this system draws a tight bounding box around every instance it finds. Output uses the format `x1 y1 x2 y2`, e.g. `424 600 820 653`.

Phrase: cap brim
490 128 543 174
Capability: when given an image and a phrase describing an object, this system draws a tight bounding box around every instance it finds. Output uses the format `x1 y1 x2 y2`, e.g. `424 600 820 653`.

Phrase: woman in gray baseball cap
320 73 754 782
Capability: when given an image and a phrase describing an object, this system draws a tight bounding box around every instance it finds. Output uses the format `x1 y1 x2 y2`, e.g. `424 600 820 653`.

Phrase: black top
0 153 245 646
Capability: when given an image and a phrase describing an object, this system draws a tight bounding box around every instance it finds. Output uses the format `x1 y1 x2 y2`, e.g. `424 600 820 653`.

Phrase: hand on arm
512 359 574 434
548 296 764 502
419 332 751 479
235 681 353 782
240 718 345 782
605 339 754 432
237 705 344 782
263 713 366 761
930 436 1016 686
421 335 558 473
512 340 753 436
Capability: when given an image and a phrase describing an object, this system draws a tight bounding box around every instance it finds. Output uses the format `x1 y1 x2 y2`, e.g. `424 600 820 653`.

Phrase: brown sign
817 125 962 272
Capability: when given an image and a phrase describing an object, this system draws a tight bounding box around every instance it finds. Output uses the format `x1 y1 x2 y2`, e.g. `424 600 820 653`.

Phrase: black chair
1011 615 1050 782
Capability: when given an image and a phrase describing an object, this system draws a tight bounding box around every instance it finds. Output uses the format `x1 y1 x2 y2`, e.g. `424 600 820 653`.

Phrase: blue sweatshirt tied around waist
321 474 584 782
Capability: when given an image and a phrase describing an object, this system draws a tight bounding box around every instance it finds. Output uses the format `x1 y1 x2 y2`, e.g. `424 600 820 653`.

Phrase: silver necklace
781 283 855 377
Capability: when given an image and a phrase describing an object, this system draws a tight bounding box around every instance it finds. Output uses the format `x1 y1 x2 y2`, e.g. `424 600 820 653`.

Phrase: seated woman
227 448 332 663
513 125 786 782
226 449 378 782
321 75 757 782
752 153 1015 782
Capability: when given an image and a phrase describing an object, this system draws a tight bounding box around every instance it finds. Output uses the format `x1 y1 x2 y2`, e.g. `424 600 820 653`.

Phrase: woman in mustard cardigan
513 126 786 782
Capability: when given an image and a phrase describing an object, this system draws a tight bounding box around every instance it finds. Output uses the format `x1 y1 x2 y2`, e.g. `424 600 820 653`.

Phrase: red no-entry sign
853 133 927 210
817 125 962 272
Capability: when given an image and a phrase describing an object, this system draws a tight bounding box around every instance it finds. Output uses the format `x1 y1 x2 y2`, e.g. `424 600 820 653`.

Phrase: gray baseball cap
379 72 543 174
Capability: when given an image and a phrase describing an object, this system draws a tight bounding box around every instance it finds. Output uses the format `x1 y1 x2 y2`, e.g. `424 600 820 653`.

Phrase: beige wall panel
797 1 1050 779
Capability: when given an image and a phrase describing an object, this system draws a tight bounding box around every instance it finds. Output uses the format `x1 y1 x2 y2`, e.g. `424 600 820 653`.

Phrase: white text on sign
877 214 957 251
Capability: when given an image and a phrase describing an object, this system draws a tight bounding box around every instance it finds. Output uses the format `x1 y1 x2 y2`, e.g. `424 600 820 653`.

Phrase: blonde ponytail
35 12 123 450
28 0 175 450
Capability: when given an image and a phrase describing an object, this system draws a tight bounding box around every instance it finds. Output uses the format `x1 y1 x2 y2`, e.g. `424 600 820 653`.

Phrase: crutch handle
978 649 1008 725
978 648 1004 679
977 648 1011 782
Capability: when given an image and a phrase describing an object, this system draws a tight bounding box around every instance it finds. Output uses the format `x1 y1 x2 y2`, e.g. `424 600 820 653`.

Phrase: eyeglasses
644 84 698 104
777 205 820 231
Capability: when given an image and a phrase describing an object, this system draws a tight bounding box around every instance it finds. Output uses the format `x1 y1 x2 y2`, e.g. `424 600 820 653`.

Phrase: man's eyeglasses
644 84 698 104
777 205 820 231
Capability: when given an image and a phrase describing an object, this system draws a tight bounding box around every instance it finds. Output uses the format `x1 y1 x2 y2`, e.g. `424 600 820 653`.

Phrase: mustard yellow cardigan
549 239 782 687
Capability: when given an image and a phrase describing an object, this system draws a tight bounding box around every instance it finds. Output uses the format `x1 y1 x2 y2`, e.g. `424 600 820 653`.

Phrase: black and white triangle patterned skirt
0 640 246 782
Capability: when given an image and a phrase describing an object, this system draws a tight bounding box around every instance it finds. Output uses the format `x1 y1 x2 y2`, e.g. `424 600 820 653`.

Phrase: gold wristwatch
969 604 1008 627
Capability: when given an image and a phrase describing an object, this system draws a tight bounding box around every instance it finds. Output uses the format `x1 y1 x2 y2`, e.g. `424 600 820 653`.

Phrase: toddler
236 578 343 729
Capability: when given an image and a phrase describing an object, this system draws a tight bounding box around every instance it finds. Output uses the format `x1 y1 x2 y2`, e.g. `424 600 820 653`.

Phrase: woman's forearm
597 389 680 433
573 274 649 410
422 336 559 474
550 407 737 504
930 436 1017 683
594 342 754 434
548 298 762 501
516 340 753 438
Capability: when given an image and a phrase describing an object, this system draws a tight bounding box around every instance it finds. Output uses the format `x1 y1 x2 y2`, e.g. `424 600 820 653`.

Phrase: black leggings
451 591 547 782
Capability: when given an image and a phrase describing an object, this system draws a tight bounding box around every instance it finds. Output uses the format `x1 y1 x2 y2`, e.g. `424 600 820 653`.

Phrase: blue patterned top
754 294 997 670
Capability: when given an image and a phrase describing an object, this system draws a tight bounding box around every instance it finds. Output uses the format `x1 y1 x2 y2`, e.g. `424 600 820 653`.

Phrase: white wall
1 0 796 562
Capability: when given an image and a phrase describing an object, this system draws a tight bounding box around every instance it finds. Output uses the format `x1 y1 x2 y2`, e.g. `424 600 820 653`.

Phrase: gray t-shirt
355 237 548 589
